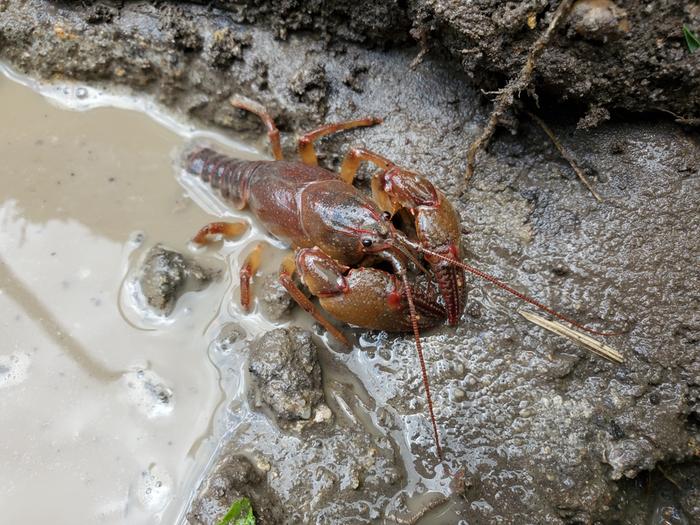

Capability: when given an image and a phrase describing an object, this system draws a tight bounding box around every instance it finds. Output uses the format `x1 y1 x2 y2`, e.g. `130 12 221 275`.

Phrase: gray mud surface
2 1 699 524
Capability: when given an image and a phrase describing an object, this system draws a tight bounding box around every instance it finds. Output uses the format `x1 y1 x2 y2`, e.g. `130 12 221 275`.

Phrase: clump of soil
248 328 325 421
136 244 216 315
256 273 297 321
187 449 285 525
409 0 700 121
0 0 698 123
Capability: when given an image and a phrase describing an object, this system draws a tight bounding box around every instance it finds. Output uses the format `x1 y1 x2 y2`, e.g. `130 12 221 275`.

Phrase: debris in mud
248 328 326 422
214 323 248 355
121 368 174 418
288 62 328 118
136 244 217 315
208 27 252 68
159 5 203 53
257 272 297 321
187 450 285 525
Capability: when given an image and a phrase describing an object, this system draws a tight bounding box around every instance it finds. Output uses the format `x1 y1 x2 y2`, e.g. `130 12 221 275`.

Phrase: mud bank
0 1 699 123
1 1 699 524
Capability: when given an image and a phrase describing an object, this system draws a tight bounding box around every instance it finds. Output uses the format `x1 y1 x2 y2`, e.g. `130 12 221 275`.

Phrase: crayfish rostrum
183 97 615 460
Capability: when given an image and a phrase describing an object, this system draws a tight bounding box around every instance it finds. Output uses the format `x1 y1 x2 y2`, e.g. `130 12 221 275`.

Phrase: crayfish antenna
408 243 623 338
400 272 444 460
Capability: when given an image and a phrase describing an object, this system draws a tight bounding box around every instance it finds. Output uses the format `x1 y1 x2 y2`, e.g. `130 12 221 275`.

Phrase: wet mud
0 1 699 524
0 1 698 127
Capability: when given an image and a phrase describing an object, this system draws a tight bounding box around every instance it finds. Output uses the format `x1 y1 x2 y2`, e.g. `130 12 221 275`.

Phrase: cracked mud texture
136 244 215 315
248 328 324 421
2 1 699 523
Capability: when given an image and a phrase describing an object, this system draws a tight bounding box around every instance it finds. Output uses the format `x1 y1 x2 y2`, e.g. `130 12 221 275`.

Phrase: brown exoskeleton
184 97 617 460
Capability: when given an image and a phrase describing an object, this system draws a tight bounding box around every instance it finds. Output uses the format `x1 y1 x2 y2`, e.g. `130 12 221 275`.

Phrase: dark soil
2 1 699 524
1 1 698 125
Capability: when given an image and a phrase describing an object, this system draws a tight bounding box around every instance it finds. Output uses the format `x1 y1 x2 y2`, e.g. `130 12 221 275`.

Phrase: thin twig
464 0 574 186
654 107 700 126
390 495 450 525
519 309 624 363
526 110 603 202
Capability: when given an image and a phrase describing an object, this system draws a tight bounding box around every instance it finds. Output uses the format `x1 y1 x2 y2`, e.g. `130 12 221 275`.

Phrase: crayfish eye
361 238 373 248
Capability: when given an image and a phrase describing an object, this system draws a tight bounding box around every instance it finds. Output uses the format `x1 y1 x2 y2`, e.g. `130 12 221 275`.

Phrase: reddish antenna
401 272 443 460
409 242 623 337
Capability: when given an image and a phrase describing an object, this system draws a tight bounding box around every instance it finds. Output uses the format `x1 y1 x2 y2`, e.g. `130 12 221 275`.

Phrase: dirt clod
248 328 324 421
136 244 215 315
187 450 284 525
257 273 295 321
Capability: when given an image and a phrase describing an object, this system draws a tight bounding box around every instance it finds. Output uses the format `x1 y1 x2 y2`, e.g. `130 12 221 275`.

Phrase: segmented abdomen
184 148 259 209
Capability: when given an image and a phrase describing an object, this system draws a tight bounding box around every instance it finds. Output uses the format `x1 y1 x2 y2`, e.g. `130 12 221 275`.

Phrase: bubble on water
75 86 88 99
0 352 30 389
135 463 172 511
121 368 174 418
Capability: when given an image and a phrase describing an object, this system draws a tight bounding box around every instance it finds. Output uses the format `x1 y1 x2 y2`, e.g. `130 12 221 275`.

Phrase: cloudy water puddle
0 67 269 523
0 67 460 524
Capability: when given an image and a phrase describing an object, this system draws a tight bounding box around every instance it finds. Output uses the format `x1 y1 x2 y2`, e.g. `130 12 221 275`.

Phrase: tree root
464 0 574 187
526 110 603 202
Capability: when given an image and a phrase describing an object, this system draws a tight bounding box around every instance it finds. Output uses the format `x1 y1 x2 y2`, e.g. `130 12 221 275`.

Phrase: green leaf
216 497 256 525
683 25 700 53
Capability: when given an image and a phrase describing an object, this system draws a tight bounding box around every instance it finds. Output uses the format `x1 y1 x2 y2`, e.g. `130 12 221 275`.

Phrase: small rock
568 0 629 42
605 437 655 479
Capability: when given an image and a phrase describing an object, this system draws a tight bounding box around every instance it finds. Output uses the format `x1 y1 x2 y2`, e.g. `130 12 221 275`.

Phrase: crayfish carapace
184 97 618 460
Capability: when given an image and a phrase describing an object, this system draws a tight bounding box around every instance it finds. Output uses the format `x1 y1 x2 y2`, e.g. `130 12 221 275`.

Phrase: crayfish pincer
183 97 618 461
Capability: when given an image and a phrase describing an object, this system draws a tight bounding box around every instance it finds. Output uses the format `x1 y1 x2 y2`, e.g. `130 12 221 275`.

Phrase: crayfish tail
183 147 255 210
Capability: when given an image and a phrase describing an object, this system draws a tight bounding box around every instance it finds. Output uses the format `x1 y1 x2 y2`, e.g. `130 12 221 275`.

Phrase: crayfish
183 97 616 460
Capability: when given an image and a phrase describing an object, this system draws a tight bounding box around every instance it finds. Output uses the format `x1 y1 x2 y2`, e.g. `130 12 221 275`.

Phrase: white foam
0 352 30 389
121 368 175 418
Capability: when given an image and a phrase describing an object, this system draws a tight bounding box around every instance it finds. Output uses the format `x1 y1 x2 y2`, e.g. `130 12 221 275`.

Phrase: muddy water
0 71 271 523
0 66 466 525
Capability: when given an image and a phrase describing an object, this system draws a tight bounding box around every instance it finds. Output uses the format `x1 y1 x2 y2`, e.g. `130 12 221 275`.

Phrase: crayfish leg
229 96 283 160
278 255 351 347
191 221 248 245
339 147 394 184
239 242 265 312
298 118 382 166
